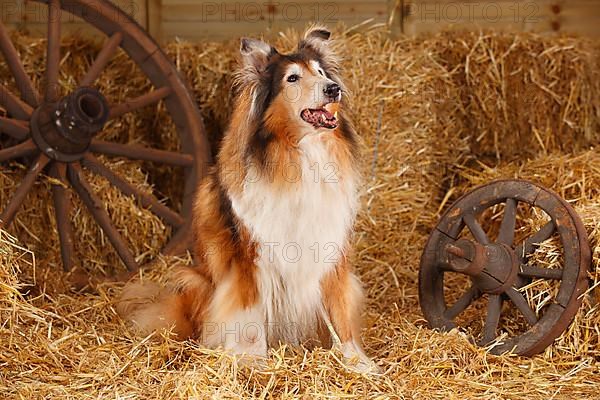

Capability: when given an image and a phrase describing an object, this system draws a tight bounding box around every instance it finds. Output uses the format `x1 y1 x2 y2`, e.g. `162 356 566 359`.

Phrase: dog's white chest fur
230 134 358 345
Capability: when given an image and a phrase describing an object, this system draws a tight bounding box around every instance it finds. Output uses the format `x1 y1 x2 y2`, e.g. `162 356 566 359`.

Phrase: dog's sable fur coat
118 27 376 370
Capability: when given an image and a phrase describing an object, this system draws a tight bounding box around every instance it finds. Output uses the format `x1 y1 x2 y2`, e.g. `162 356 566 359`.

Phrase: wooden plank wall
160 0 389 41
0 1 598 40
391 0 600 37
0 0 147 36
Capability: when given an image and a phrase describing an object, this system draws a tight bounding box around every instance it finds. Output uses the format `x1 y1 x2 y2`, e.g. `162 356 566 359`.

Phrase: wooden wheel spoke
0 21 39 106
0 154 49 228
481 294 502 344
90 139 193 167
505 287 538 326
50 162 74 271
443 285 481 320
519 265 563 280
0 117 29 141
81 154 184 227
0 83 33 120
497 198 517 246
0 139 37 163
109 86 172 119
515 221 555 260
464 213 490 244
45 0 62 103
79 32 123 87
67 163 138 271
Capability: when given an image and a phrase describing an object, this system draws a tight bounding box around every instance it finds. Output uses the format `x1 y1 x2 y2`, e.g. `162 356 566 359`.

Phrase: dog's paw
234 353 269 371
338 341 381 375
341 353 382 375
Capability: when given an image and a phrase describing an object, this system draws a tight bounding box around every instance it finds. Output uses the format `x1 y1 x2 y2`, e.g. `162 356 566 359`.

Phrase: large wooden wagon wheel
419 180 591 356
0 0 210 272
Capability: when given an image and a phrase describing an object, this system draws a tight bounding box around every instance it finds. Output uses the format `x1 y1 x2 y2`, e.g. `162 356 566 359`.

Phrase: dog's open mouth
301 103 339 130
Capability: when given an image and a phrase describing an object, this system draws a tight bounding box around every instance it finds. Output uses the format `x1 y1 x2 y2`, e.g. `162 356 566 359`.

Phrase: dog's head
236 26 345 134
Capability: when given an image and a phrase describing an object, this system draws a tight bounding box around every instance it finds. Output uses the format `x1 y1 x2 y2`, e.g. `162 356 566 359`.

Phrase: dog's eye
318 69 324 76
287 74 299 83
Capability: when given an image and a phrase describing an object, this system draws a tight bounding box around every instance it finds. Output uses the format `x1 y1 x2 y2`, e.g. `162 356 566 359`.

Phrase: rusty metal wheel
419 180 591 356
0 0 210 272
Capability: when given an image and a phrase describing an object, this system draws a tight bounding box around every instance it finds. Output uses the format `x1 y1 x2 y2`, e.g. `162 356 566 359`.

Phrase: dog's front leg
321 260 379 374
203 267 267 361
221 304 267 364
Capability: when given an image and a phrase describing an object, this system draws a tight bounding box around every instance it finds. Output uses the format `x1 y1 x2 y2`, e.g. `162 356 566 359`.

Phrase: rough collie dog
118 26 376 372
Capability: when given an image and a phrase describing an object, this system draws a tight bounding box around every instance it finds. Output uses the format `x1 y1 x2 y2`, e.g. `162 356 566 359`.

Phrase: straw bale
434 31 600 162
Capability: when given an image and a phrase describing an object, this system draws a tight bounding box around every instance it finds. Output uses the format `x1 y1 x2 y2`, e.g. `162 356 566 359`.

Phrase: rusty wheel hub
31 88 109 162
444 240 519 295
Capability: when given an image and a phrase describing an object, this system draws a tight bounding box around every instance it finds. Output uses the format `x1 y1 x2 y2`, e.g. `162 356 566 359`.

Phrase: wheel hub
443 238 519 294
31 87 109 162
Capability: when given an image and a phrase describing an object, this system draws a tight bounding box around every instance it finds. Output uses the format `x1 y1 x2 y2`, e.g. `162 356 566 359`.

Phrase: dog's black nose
324 83 341 99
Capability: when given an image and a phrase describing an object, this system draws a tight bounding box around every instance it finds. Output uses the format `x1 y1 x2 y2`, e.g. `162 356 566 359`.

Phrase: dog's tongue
321 109 335 120
314 108 337 129
300 103 340 129
301 103 340 129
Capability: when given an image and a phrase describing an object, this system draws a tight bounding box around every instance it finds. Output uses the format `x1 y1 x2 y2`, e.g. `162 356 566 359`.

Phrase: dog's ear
298 26 339 70
298 26 332 50
240 38 275 71
236 38 277 117
305 27 331 41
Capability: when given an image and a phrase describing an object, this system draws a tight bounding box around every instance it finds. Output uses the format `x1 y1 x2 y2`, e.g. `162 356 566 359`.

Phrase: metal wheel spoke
109 86 172 119
443 285 481 320
505 287 538 326
481 294 502 344
81 154 184 227
0 117 29 141
0 154 49 228
519 265 563 280
464 213 490 244
497 198 517 245
79 32 123 87
0 139 37 163
67 163 138 271
515 221 555 260
45 0 62 103
90 139 193 167
0 83 33 120
0 21 39 106
50 162 74 271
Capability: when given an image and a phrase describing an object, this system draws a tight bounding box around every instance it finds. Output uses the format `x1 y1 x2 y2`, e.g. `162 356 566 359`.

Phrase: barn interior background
1 0 600 398
2 0 600 39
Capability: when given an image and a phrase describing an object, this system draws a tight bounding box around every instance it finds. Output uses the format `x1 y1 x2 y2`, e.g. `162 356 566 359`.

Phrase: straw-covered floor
1 26 600 398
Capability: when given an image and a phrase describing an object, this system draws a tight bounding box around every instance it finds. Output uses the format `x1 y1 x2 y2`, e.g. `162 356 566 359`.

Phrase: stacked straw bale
1 26 600 398
435 32 600 162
